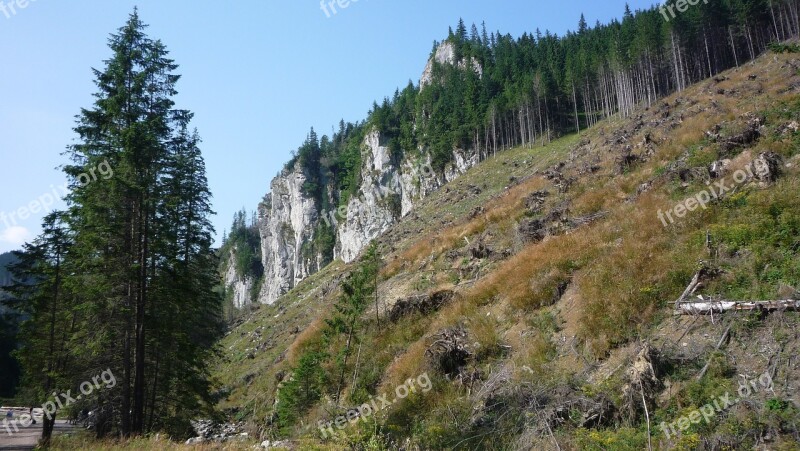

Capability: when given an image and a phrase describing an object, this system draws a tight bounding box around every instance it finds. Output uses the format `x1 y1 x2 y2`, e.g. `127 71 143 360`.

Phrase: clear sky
0 0 658 253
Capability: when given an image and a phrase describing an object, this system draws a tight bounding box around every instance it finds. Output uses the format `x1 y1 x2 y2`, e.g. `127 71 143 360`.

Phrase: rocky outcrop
336 130 401 263
242 123 485 305
185 420 247 445
420 41 483 89
223 254 254 309
257 167 321 304
225 41 490 306
336 130 481 263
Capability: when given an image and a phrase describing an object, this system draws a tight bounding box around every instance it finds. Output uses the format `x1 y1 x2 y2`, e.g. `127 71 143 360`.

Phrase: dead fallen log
674 299 800 315
569 211 608 227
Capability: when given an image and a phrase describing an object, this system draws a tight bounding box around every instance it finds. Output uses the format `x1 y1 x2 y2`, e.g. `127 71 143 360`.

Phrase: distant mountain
0 251 19 398
0 251 16 288
0 252 18 312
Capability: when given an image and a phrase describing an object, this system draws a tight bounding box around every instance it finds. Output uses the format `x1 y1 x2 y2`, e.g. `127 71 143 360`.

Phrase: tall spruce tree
69 9 220 437
6 9 223 440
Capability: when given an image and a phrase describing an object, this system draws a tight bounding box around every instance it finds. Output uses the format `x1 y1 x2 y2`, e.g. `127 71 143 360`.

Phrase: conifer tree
8 9 224 439
9 212 80 444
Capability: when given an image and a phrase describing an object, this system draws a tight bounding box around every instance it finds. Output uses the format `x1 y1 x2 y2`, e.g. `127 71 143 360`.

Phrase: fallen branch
674 299 800 315
569 211 608 227
697 322 733 381
641 385 653 451
674 271 702 305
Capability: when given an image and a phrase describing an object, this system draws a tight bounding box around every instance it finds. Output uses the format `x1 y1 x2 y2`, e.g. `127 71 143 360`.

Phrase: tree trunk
729 26 739 68
675 299 800 314
572 83 580 134
132 195 148 434
335 324 355 405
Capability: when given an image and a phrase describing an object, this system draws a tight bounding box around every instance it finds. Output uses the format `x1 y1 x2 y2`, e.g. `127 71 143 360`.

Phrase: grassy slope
53 51 800 450
221 51 800 449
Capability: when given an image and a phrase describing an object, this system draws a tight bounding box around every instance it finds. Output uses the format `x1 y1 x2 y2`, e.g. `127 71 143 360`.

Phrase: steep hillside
210 50 800 449
220 3 794 310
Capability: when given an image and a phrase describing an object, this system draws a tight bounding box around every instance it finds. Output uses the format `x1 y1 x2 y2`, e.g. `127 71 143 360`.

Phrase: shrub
573 427 649 451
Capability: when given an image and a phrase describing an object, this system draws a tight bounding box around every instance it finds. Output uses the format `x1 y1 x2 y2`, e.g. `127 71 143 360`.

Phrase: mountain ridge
220 2 790 311
210 47 800 448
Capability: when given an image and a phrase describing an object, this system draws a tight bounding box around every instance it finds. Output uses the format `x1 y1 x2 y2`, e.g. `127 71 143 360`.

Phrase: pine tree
8 212 74 445
275 243 379 431
49 8 222 437
274 350 326 432
456 18 468 42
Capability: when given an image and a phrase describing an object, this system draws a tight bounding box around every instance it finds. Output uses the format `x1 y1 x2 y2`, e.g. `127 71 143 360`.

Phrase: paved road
0 409 76 451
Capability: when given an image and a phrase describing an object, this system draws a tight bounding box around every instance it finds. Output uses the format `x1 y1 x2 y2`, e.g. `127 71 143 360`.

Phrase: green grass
50 432 259 450
384 133 579 254
206 53 800 449
212 260 347 425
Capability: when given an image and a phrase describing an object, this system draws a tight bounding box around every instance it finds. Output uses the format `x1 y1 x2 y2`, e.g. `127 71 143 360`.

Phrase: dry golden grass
382 176 549 278
570 184 617 216
510 265 572 311
457 123 720 355
513 334 559 379
380 66 782 363
378 292 484 391
380 338 429 392
469 315 504 361
286 317 326 364
381 52 800 441
577 193 701 355
466 225 592 310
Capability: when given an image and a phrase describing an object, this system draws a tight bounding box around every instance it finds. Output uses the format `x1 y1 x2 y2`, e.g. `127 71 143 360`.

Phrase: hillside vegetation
187 50 800 451
41 1 800 450
216 1 798 311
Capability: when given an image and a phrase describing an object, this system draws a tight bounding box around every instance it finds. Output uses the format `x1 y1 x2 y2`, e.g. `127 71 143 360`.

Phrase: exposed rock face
223 253 253 309
337 130 401 263
226 42 489 306
243 125 485 305
257 167 321 304
335 130 483 264
420 41 483 89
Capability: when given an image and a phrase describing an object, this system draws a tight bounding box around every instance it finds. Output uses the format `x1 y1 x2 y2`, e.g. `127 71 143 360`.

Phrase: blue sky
0 0 658 253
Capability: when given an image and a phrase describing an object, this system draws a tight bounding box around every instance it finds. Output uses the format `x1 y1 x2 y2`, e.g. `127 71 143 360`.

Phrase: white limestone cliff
256 167 321 304
227 41 487 306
